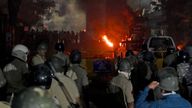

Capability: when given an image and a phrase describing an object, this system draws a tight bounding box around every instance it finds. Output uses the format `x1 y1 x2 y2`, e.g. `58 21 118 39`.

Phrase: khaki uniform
32 54 46 66
49 73 80 108
52 53 70 73
3 59 29 93
54 53 70 66
66 64 89 94
111 74 134 105
0 101 10 108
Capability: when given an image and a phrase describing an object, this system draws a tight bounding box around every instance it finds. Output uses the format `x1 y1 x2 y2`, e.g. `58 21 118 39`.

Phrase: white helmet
12 44 29 62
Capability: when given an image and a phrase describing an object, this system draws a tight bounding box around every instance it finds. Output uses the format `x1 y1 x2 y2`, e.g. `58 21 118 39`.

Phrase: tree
18 0 55 26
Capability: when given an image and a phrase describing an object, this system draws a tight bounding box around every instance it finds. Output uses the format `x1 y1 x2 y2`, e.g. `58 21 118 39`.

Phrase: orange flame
102 35 114 47
128 37 132 41
177 44 184 51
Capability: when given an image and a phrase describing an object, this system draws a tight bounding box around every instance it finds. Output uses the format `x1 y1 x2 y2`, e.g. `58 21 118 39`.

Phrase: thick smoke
42 0 86 32
126 0 151 11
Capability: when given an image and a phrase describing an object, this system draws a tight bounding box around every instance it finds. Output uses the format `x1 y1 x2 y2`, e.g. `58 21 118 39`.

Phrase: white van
146 36 176 53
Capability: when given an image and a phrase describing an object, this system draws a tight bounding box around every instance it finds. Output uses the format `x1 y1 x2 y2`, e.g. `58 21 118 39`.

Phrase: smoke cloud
126 0 151 11
40 0 86 32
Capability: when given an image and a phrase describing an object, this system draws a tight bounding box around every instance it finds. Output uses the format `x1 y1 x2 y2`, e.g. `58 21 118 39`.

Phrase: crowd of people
0 39 192 108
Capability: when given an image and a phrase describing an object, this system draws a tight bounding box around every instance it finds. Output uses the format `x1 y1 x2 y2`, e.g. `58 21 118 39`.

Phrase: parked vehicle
146 36 176 53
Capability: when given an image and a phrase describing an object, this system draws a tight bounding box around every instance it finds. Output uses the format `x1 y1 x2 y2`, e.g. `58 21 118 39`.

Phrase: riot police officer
177 51 192 103
111 58 134 108
66 49 89 108
177 51 190 84
32 42 48 66
3 44 30 101
87 59 126 108
163 47 177 67
11 87 59 108
52 42 70 73
66 49 89 94
31 64 52 89
46 57 81 108
125 50 138 70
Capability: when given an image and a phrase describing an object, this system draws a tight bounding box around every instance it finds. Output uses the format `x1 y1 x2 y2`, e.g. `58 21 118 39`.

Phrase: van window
147 36 176 52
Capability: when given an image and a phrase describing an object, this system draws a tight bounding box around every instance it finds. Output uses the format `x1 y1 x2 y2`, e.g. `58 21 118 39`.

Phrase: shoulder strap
47 61 78 108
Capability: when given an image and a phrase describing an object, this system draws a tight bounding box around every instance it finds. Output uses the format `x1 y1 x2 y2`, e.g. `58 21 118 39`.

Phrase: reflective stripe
3 64 17 72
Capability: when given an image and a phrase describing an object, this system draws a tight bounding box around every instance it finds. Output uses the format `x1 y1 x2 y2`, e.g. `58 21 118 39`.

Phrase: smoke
126 0 151 11
41 0 86 32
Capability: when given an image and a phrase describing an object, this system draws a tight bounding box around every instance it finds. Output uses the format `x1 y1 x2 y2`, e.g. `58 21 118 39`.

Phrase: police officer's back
52 42 70 73
3 44 30 99
111 59 134 108
46 56 81 108
88 59 126 108
66 50 89 94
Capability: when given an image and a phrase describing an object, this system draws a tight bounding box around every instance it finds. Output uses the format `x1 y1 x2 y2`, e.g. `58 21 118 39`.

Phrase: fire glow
102 35 114 47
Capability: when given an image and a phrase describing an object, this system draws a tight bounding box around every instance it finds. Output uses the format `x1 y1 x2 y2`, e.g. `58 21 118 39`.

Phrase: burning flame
128 37 132 41
177 44 184 51
102 35 114 47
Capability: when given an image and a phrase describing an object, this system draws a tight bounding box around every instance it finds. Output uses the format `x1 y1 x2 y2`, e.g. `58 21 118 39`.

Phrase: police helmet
55 42 64 52
93 59 112 73
70 49 81 64
177 51 189 63
32 64 52 89
166 47 175 55
158 76 179 91
158 67 178 80
37 42 48 51
49 56 65 73
11 87 59 108
12 44 29 62
184 44 192 57
118 59 131 73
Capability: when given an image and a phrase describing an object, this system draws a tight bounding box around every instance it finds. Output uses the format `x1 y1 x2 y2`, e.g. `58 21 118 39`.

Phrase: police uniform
52 52 70 73
66 64 89 94
49 73 80 108
111 74 134 106
0 101 10 108
3 58 29 94
54 53 70 66
32 54 46 66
